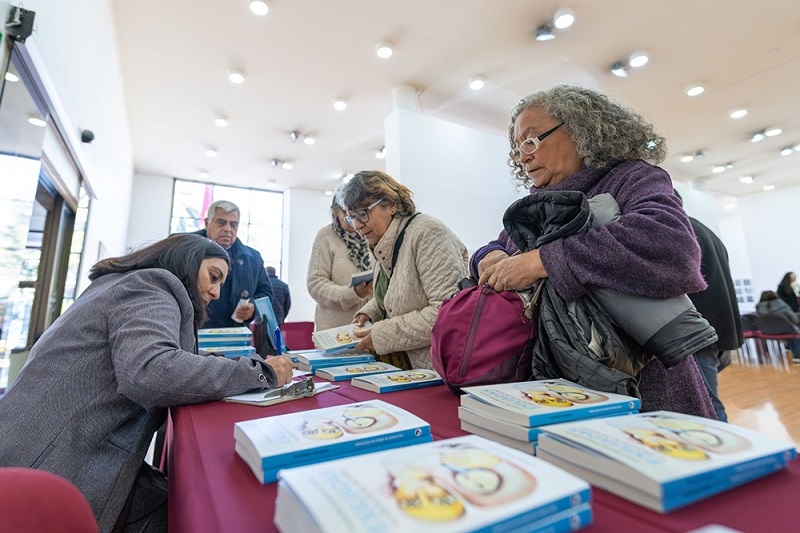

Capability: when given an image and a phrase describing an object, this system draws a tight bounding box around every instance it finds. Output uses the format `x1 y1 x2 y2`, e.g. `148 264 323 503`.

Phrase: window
169 179 284 274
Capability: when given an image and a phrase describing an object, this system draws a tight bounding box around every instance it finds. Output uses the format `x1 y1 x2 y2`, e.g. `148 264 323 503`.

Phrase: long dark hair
778 272 795 293
89 234 229 323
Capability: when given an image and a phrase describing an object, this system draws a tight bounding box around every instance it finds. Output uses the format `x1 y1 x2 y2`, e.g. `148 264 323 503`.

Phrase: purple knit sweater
471 159 707 301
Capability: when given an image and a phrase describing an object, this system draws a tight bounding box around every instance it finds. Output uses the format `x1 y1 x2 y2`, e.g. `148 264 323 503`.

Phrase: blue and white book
233 400 431 483
198 326 253 349
312 323 372 354
537 410 797 512
461 379 640 427
350 369 443 393
315 361 401 381
349 270 374 288
205 345 257 358
293 349 375 372
274 435 592 533
459 420 538 456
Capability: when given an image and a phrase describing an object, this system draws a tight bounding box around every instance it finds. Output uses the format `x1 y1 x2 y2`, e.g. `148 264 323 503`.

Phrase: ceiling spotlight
205 148 218 157
290 131 300 143
376 42 393 59
27 116 46 127
333 99 347 111
765 127 782 137
730 108 747 119
780 147 795 156
469 76 485 91
680 154 694 163
739 176 754 184
553 8 575 29
214 116 229 128
4 72 19 82
763 185 775 191
628 50 649 68
375 147 386 160
302 135 316 145
610 62 628 77
270 158 281 168
751 131 766 143
228 70 246 84
686 85 705 96
249 1 269 16
534 24 555 41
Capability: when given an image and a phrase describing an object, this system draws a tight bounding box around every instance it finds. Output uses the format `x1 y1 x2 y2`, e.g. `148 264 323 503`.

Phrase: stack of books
197 326 256 358
293 349 375 373
351 369 444 393
275 435 592 533
312 323 372 354
537 410 797 512
458 379 640 455
234 399 431 483
314 361 401 381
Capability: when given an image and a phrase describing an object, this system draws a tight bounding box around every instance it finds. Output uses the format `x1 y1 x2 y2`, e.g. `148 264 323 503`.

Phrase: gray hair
335 170 415 216
509 85 667 188
206 200 240 220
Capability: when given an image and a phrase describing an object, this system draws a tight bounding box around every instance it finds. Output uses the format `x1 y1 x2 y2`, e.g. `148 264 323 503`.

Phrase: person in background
265 266 291 326
676 190 743 422
756 290 800 360
0 234 293 533
473 85 715 418
777 272 799 312
195 200 273 328
338 170 468 370
307 194 374 330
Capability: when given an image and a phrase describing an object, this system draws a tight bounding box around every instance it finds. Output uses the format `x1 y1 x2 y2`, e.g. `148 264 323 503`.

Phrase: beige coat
307 225 373 330
358 213 468 369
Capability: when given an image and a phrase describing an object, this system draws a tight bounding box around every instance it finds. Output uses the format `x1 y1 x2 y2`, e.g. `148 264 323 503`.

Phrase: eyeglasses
345 199 383 227
512 122 565 159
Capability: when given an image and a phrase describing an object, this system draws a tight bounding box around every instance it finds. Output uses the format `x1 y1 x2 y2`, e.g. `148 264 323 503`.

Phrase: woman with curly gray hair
471 85 715 418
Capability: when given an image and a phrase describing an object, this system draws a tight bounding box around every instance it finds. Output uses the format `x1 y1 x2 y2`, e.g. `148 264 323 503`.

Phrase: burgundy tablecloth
167 381 799 533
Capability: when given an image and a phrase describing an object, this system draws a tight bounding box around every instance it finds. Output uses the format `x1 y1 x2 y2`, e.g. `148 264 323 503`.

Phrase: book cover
204 345 257 358
537 410 797 512
459 420 537 455
461 378 640 427
315 362 401 381
293 349 375 372
253 295 286 352
198 339 253 349
197 326 253 341
274 435 591 533
312 323 372 354
349 271 374 288
233 400 432 483
350 369 444 393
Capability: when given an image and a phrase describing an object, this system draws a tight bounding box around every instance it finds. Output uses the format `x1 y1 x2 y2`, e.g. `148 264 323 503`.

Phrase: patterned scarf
333 218 372 271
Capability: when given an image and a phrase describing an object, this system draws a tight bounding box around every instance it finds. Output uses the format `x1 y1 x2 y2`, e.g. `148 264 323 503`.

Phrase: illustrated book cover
315 361 401 381
537 410 798 512
350 369 444 393
349 270 374 288
292 349 375 372
312 322 372 354
461 378 640 427
234 399 431 483
274 434 592 533
205 345 257 358
197 326 253 348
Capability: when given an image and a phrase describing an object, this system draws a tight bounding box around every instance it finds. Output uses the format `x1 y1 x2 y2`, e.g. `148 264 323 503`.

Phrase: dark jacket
687 218 744 352
194 230 273 327
267 273 291 325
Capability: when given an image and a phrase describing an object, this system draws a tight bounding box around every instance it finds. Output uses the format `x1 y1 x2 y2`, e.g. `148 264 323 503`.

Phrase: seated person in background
473 85 714 418
307 194 374 330
0 234 293 533
756 290 800 359
266 266 291 326
777 272 799 312
337 170 468 370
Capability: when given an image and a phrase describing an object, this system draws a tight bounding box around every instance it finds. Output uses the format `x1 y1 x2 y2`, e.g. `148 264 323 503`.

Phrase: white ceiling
111 0 800 201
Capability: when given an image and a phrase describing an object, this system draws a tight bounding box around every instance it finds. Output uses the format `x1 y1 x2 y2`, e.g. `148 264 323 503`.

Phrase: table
167 381 799 533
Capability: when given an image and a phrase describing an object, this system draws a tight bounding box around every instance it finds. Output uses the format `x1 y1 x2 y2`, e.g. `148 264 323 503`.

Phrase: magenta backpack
431 282 540 394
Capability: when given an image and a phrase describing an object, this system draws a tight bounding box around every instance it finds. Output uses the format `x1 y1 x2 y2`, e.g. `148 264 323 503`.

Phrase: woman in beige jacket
337 170 468 370
307 197 374 330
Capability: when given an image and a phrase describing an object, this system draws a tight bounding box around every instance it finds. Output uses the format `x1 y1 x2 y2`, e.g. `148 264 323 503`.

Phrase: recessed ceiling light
730 109 747 119
553 8 575 29
376 42 393 59
214 117 229 127
324 190 333 196
763 185 775 191
342 173 353 183
333 99 347 111
469 76 485 91
680 154 694 163
228 70 246 84
711 165 726 173
303 135 316 145
628 51 649 68
750 132 766 143
27 116 46 127
794 144 800 152
266 180 277 188
739 176 754 184
780 147 794 156
765 127 782 137
249 1 269 16
686 85 705 96
4 72 19 82
375 147 386 159
281 161 293 170
205 149 218 157
198 171 209 179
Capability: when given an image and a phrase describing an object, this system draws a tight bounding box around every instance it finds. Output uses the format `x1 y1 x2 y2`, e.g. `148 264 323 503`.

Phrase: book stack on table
197 326 256 358
537 410 797 512
458 379 640 455
350 368 444 393
314 361 401 381
234 399 431 483
292 349 375 373
274 434 593 533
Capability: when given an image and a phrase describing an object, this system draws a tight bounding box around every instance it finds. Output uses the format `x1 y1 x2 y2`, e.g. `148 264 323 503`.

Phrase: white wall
127 173 174 250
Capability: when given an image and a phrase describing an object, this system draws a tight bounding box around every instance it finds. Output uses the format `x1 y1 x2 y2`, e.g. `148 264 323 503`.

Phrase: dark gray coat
0 269 279 532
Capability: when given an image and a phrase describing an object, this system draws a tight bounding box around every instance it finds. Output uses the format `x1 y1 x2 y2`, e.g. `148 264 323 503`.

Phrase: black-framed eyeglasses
345 199 383 227
512 122 565 159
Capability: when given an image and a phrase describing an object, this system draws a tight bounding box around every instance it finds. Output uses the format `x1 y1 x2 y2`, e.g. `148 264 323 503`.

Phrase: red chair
0 467 99 532
281 321 315 350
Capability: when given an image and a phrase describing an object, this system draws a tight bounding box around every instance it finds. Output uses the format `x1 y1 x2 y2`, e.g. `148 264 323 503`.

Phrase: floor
720 358 800 446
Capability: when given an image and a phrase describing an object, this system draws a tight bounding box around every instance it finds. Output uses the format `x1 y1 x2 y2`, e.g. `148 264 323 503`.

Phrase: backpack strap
389 212 420 278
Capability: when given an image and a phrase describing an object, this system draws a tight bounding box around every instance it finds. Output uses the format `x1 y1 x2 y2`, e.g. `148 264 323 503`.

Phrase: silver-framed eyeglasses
345 199 383 227
513 122 565 159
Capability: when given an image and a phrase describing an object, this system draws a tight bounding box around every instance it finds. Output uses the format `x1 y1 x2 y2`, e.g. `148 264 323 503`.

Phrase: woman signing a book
337 171 468 370
0 234 293 533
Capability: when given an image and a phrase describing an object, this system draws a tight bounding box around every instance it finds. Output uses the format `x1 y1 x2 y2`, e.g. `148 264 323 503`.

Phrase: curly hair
508 85 667 188
335 170 416 216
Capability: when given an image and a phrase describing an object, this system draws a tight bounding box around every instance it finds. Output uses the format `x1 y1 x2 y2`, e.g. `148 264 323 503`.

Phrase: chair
753 314 800 371
281 321 315 350
0 467 99 532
